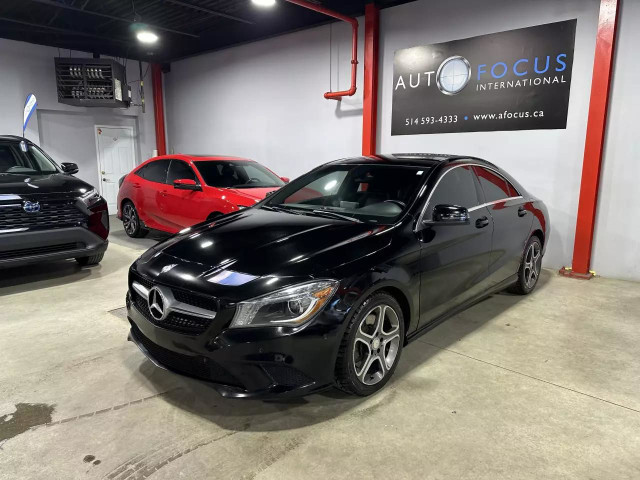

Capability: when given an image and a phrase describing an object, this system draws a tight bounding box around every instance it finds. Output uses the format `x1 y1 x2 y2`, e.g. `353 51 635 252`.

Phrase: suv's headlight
230 280 339 328
79 188 100 206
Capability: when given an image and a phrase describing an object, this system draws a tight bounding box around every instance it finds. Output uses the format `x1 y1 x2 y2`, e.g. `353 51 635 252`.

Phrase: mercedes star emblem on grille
148 286 168 321
23 201 41 213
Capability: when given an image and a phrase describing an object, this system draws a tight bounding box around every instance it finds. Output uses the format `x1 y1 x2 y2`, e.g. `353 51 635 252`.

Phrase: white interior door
96 126 136 211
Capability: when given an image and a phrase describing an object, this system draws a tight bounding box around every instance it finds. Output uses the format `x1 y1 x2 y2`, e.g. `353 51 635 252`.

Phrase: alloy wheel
123 204 138 236
524 241 541 289
353 304 401 386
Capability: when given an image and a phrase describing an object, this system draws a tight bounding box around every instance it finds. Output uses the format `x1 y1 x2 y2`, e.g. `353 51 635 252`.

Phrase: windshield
194 161 284 189
0 142 59 175
264 164 430 224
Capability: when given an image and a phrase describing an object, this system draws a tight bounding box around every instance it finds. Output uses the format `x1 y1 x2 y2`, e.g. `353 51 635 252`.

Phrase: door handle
476 216 490 228
518 206 528 217
132 183 141 189
160 190 168 197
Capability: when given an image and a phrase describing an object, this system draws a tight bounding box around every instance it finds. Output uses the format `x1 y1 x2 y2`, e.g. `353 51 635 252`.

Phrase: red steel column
151 64 167 156
362 3 380 156
564 0 619 278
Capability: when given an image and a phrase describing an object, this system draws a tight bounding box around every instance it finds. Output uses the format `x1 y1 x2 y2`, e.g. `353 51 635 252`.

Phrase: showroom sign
391 20 577 135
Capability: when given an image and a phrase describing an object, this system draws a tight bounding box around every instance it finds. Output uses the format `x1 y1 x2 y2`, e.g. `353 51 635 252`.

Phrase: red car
117 154 288 237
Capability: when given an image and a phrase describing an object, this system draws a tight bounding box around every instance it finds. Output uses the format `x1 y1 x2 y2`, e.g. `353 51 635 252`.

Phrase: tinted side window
143 160 170 184
474 167 513 202
167 160 197 184
427 166 480 217
134 164 148 179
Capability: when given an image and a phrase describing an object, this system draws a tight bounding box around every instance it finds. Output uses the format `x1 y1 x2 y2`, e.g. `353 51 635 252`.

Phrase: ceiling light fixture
252 0 277 7
136 30 159 44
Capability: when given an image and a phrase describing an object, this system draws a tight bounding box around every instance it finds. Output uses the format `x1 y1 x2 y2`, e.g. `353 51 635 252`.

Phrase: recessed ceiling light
252 0 276 7
136 31 158 44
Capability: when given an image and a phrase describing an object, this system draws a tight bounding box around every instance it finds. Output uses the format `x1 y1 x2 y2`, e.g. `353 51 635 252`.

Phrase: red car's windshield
194 161 284 189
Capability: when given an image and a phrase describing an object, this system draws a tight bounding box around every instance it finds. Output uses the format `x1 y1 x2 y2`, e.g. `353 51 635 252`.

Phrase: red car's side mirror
173 178 202 191
281 176 290 184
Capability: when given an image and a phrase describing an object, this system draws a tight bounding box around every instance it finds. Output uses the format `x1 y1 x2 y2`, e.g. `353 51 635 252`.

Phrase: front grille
173 289 218 311
131 323 241 387
0 242 85 260
0 198 85 231
130 271 217 335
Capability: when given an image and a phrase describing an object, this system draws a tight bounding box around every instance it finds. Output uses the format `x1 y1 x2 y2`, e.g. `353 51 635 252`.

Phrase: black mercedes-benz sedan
0 136 109 268
126 154 549 398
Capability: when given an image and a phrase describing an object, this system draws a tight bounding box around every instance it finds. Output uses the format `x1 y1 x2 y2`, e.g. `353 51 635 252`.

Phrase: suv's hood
137 208 391 296
0 173 94 196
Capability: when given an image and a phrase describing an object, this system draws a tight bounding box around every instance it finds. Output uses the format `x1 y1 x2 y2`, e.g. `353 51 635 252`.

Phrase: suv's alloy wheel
336 292 405 396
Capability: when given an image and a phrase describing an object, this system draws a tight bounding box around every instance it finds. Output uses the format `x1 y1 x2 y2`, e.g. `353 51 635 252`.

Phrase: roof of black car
332 153 482 167
0 135 28 142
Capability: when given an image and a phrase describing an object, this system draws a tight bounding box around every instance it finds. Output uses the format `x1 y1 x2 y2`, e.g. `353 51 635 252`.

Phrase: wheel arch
376 286 412 341
531 228 544 247
340 278 415 343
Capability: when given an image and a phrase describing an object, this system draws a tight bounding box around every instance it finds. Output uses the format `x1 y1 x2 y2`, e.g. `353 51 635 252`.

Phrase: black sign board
391 20 577 135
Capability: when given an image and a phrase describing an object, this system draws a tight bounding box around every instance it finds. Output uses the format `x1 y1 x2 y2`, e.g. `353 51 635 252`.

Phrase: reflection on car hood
227 186 280 202
0 173 94 196
137 208 391 297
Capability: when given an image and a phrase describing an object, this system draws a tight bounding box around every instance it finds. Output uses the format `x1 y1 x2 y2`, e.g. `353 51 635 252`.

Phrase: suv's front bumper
0 227 108 268
126 291 341 399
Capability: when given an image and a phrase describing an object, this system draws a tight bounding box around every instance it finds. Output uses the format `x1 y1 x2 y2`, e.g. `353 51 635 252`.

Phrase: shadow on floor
0 217 167 295
108 215 169 251
135 270 552 432
0 246 135 296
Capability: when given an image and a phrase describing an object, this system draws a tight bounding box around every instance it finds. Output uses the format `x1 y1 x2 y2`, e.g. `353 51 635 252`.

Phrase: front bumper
0 227 108 268
126 291 342 399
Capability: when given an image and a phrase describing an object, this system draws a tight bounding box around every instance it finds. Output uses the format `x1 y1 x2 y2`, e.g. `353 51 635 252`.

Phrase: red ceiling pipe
362 3 380 155
151 63 167 156
284 0 359 100
561 0 619 279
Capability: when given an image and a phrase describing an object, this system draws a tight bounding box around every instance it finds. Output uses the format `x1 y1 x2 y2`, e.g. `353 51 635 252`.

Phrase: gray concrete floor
1 216 640 479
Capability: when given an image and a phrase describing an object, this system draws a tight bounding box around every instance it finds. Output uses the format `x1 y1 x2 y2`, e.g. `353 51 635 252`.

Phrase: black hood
0 173 94 196
135 208 393 299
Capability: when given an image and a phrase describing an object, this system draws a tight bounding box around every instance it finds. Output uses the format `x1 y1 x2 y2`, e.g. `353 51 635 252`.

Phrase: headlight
79 188 101 206
230 280 339 328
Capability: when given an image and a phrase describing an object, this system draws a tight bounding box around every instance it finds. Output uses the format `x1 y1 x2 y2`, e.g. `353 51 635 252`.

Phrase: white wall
165 19 364 179
0 39 156 189
379 0 600 272
591 0 640 282
162 0 637 281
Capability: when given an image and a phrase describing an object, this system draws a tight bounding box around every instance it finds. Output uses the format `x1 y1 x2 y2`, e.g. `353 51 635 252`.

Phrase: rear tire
509 235 542 295
335 292 405 396
122 201 148 238
75 252 104 266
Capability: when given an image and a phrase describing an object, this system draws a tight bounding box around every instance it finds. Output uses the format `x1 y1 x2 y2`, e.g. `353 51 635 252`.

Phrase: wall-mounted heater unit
54 57 131 107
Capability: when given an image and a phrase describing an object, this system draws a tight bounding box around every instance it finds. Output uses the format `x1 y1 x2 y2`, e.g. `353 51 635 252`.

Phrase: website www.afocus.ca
473 110 544 121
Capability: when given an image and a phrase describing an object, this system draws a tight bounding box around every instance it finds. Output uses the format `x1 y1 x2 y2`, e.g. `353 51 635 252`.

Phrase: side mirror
281 176 290 184
431 204 470 224
61 162 79 175
173 178 202 191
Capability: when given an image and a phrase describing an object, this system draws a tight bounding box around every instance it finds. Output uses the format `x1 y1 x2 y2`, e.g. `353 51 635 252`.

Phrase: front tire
75 252 104 266
510 235 542 295
122 201 147 238
335 292 405 396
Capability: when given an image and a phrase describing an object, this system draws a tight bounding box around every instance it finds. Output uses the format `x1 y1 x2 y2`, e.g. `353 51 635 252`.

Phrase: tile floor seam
418 339 640 415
